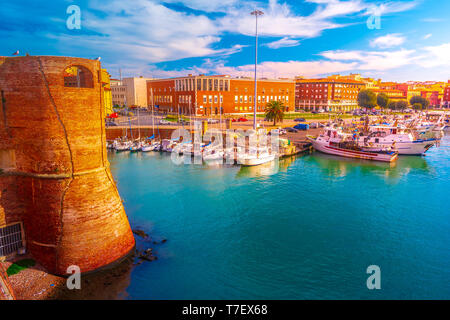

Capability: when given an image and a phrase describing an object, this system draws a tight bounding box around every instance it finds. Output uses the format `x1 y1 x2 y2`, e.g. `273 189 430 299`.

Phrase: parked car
272 128 287 135
294 123 309 130
286 127 299 133
311 110 318 114
294 118 306 122
207 119 219 124
105 121 118 127
238 117 248 122
309 122 319 129
159 119 171 125
318 109 325 113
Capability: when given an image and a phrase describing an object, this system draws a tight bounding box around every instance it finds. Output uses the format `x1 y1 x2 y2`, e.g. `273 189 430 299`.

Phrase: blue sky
1 0 449 81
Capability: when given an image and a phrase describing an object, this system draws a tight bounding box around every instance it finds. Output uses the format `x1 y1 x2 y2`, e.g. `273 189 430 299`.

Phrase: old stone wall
0 56 135 274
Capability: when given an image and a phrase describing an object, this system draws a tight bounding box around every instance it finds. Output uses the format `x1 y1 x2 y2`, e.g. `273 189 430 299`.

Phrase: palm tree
264 100 285 126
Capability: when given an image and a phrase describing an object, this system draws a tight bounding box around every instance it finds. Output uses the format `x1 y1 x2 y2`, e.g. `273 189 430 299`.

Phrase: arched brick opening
63 65 93 88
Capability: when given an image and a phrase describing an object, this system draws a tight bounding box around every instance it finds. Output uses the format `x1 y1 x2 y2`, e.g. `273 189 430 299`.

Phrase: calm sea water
108 134 450 299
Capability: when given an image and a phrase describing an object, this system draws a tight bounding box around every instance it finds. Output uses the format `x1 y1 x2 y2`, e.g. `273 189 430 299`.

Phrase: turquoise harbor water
108 134 450 300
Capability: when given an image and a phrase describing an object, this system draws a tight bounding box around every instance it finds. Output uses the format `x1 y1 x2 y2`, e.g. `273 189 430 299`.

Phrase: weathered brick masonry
0 56 135 275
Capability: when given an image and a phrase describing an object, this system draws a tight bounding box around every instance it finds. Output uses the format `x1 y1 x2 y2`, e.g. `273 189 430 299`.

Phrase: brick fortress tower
0 56 135 275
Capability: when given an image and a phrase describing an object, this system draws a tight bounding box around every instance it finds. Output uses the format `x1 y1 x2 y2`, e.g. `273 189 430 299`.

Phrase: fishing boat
357 126 436 155
307 127 398 162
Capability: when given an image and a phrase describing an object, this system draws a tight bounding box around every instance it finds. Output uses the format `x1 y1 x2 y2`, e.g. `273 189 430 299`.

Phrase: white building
111 76 153 108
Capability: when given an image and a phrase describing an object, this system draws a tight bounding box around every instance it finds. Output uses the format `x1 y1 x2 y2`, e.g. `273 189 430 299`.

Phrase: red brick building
147 75 295 115
295 77 365 112
442 83 449 107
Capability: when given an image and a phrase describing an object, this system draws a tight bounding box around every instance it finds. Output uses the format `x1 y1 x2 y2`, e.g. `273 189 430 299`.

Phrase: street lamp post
251 9 263 130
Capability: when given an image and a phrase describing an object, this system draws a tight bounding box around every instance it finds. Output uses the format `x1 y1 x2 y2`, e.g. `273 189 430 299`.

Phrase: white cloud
419 43 450 68
163 0 239 12
214 60 358 78
321 48 417 70
364 1 418 16
370 34 405 48
134 41 450 81
423 33 432 39
265 37 301 49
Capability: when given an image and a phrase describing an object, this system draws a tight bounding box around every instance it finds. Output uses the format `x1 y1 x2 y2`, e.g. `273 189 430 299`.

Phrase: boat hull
360 140 435 155
238 154 276 166
309 138 397 162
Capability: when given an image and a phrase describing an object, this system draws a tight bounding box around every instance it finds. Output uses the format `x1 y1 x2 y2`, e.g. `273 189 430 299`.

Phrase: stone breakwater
0 56 135 275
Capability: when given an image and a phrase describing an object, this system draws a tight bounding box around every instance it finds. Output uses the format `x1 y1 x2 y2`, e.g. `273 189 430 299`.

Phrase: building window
214 95 218 103
208 79 213 91
225 80 229 91
214 79 218 91
0 223 24 258
219 80 224 91
197 79 201 90
235 95 238 102
63 65 93 88
240 96 243 103
203 79 207 91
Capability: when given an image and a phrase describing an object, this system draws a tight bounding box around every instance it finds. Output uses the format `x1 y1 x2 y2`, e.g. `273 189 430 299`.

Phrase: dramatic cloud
370 34 406 48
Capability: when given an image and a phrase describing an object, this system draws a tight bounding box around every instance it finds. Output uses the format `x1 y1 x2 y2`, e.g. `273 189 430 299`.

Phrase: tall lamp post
251 9 263 130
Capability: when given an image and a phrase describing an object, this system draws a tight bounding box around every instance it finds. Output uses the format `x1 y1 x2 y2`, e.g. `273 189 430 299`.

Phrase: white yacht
358 126 436 155
237 147 276 166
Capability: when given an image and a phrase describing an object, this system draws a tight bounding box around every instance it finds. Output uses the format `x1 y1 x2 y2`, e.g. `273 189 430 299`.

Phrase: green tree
412 103 423 110
387 101 397 110
357 89 377 109
377 93 390 109
396 100 408 111
264 100 285 126
410 95 430 110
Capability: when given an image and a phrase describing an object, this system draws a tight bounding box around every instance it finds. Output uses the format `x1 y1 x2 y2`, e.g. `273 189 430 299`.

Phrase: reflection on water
236 159 279 178
305 152 432 182
52 256 134 300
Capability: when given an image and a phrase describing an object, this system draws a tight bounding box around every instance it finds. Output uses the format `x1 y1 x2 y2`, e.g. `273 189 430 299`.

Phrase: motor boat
307 127 398 162
357 126 436 155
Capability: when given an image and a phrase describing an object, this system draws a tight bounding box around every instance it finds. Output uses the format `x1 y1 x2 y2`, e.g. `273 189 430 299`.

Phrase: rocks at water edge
132 229 149 239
